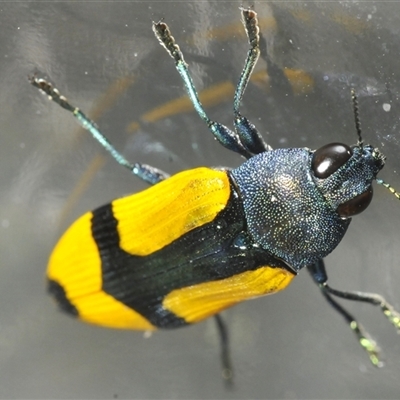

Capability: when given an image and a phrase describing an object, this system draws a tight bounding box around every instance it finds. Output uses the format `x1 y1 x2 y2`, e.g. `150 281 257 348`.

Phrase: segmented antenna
350 87 400 203
351 88 363 146
376 179 400 201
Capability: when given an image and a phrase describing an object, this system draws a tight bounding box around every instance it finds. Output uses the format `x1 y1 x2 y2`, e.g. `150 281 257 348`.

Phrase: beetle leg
29 76 169 185
233 8 271 155
308 259 400 367
214 314 233 387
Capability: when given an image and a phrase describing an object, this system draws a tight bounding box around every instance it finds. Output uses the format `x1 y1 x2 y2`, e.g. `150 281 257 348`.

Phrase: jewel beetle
30 7 400 382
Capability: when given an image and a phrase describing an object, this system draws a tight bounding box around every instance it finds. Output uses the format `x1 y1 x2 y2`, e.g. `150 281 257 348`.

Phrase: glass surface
1 1 400 398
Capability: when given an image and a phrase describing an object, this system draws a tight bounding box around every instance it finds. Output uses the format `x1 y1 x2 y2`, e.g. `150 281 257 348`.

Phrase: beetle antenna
351 88 363 146
376 178 400 201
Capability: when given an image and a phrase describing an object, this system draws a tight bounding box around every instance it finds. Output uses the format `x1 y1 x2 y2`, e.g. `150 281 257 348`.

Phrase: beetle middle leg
29 76 169 185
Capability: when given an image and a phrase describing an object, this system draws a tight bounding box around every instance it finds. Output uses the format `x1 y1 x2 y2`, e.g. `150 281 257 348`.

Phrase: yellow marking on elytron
163 266 295 323
113 167 230 256
48 212 155 330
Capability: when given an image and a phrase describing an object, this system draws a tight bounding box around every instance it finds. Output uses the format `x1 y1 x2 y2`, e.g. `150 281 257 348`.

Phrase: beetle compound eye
312 143 352 179
337 187 373 218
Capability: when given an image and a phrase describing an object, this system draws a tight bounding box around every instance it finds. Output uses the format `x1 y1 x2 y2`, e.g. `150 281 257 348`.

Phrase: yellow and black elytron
30 8 400 381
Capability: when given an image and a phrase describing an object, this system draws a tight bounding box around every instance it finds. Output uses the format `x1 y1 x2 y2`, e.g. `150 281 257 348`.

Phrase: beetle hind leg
214 314 234 387
308 259 400 367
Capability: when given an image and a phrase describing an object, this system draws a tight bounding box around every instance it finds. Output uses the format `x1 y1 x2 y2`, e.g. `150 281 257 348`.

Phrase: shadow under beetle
30 8 400 384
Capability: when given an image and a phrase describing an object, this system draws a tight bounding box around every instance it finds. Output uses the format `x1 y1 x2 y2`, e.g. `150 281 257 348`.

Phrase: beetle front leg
233 8 271 155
